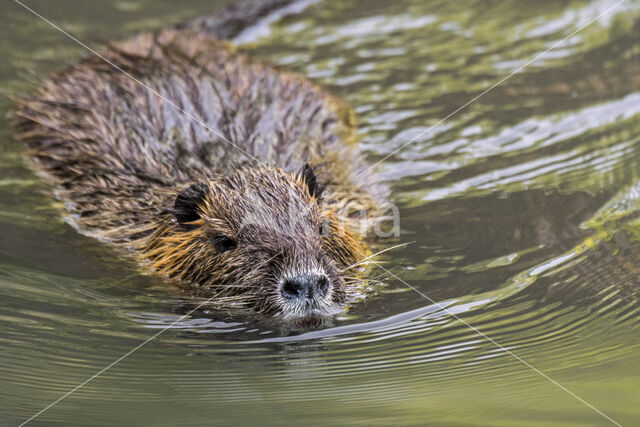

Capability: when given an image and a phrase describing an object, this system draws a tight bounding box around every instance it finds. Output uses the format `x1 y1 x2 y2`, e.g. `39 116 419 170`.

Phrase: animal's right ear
298 163 325 199
173 182 209 225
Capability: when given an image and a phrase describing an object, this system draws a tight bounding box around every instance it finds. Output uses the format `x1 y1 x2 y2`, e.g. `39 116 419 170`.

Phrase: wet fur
13 16 385 316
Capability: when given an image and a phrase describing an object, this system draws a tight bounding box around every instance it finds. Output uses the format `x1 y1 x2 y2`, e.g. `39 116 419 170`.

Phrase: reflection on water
1 0 640 425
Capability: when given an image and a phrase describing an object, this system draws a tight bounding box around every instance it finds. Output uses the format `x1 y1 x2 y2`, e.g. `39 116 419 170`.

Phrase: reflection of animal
13 0 386 318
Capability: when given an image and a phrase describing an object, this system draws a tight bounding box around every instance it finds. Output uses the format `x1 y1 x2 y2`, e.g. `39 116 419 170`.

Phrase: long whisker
345 278 386 287
341 242 413 273
344 273 386 283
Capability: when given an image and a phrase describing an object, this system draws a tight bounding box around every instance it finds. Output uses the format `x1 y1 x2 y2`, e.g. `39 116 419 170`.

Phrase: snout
281 272 330 301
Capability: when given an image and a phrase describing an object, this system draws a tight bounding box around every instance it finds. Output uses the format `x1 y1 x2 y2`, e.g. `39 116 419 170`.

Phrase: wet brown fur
12 22 385 316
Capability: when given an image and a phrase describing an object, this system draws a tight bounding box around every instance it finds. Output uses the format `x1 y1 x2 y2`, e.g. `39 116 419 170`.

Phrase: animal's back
14 26 377 242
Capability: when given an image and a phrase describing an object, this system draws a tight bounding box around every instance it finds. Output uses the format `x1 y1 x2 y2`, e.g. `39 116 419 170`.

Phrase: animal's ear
298 163 325 199
173 182 209 225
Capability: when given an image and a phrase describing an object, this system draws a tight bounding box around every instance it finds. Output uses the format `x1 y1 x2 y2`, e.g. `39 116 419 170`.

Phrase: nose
281 273 330 300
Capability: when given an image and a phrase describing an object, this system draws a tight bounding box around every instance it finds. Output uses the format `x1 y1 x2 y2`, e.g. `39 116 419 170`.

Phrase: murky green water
1 0 639 425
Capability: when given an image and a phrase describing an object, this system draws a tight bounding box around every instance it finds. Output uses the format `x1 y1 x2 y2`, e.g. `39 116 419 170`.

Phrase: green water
1 0 639 425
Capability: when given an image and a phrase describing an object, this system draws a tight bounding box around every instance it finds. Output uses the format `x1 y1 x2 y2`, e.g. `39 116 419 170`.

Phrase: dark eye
213 236 237 252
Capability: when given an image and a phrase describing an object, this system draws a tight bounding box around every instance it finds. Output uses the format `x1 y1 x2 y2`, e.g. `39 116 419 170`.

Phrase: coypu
13 0 387 319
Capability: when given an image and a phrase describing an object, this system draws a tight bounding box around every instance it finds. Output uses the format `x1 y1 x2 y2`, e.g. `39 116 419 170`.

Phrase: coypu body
13 3 386 318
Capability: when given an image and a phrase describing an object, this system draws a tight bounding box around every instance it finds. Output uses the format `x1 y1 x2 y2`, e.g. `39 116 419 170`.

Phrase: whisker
344 275 386 285
341 242 413 273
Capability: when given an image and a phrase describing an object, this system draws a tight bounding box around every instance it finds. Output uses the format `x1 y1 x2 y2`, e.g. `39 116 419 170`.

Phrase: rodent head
145 165 368 318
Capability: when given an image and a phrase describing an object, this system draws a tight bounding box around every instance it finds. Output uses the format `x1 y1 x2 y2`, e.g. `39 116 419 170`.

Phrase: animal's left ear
298 163 325 199
173 182 209 225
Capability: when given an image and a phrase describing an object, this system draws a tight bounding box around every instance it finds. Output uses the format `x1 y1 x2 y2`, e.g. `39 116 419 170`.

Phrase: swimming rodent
12 0 387 318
